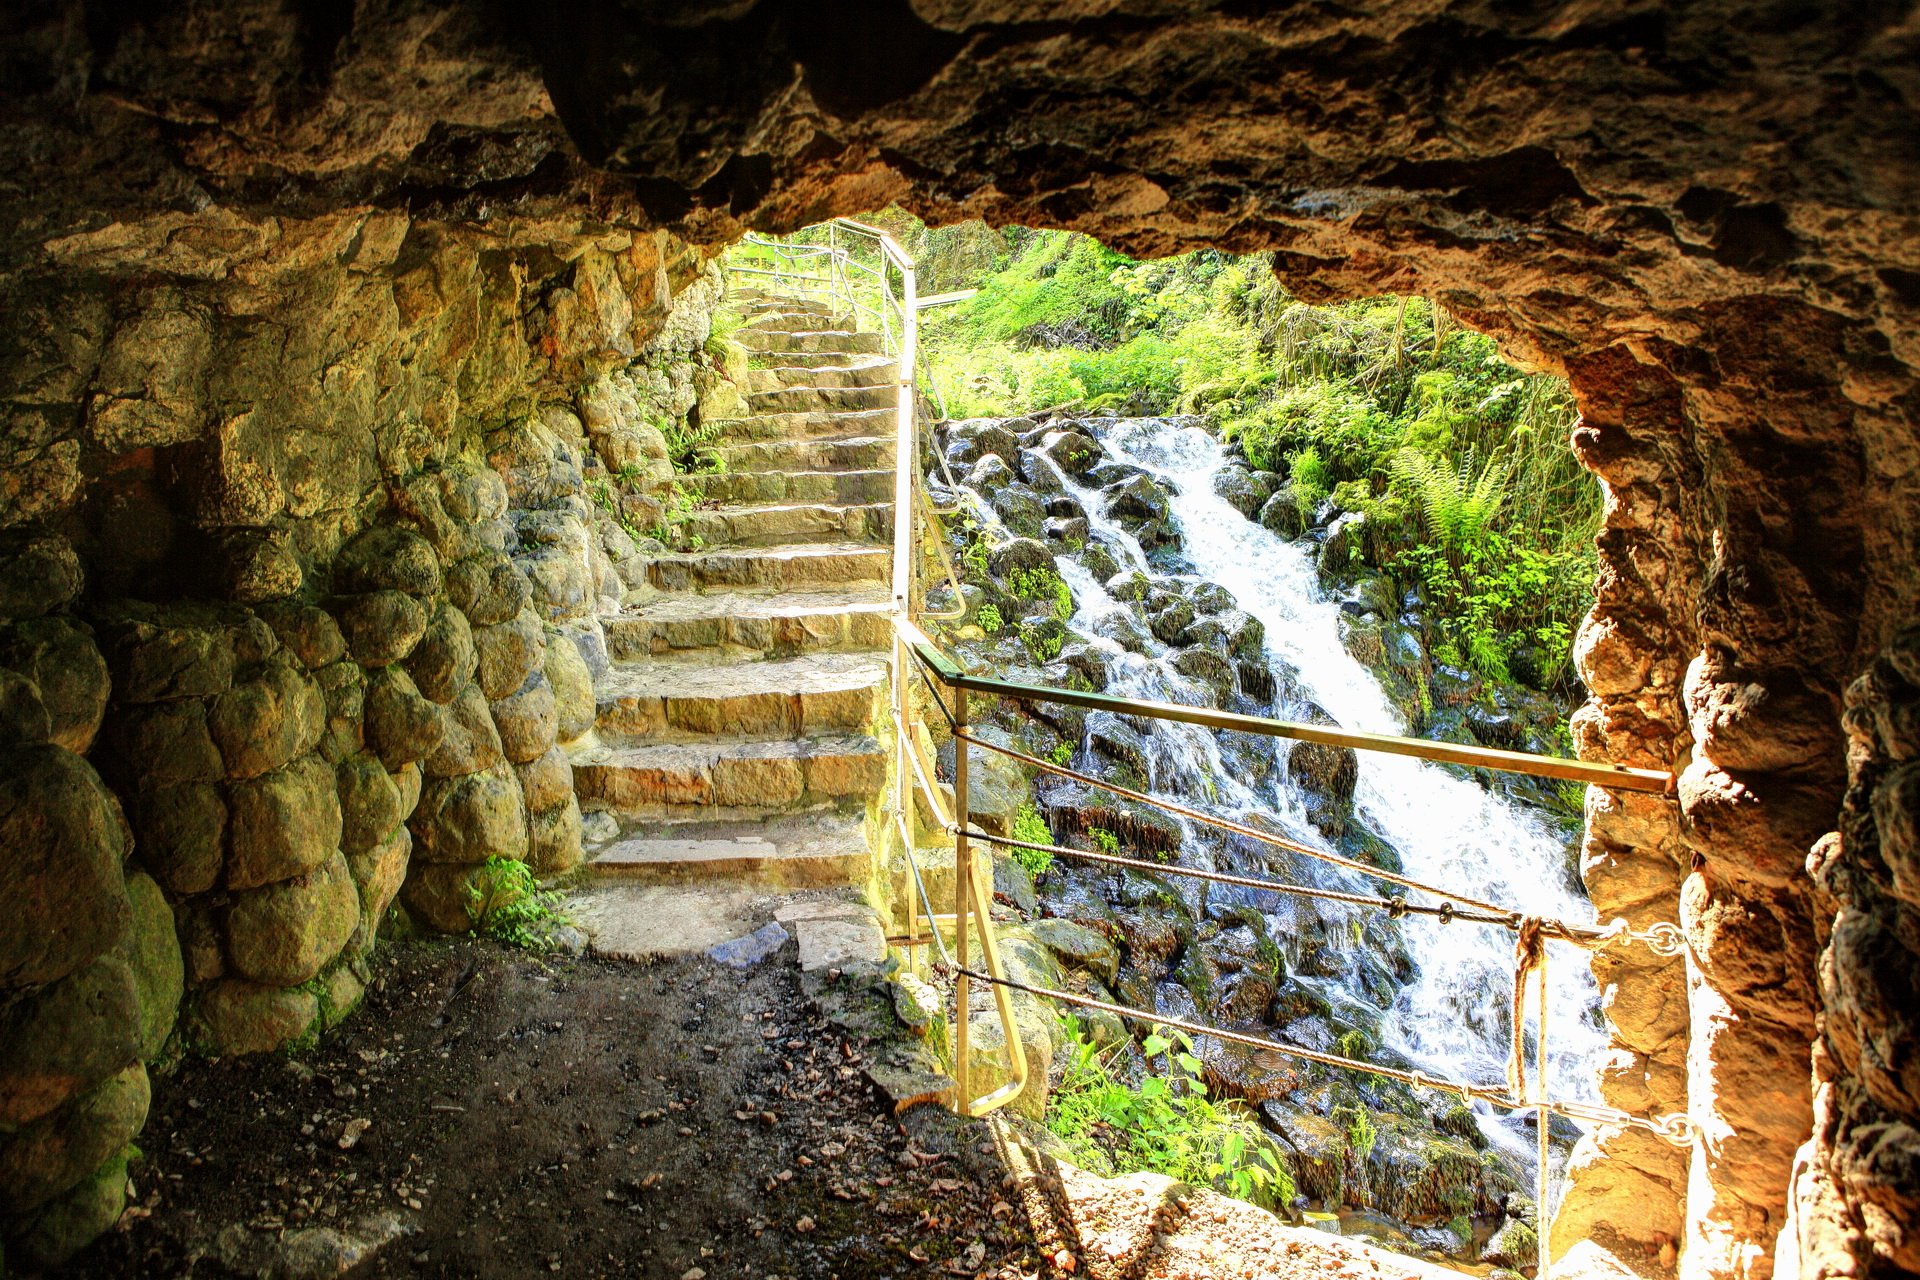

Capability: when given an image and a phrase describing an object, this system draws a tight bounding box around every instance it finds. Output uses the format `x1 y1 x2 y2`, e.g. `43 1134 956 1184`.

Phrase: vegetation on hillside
875 214 1600 693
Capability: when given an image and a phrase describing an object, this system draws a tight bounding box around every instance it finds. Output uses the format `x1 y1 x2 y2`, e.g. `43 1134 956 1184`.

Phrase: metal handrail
902 629 1673 794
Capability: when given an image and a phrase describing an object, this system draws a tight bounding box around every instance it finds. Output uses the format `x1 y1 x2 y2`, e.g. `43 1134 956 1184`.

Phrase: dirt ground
57 935 1466 1280
61 938 1053 1280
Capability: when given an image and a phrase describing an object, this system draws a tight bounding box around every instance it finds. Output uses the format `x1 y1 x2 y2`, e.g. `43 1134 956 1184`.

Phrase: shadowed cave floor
59 939 1052 1280
56 937 1460 1280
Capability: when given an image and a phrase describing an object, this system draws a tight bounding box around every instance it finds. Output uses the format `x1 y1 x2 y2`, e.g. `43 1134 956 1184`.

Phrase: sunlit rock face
1 3 1916 1277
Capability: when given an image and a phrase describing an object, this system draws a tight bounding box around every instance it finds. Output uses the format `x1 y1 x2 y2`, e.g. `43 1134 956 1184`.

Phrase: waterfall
1040 418 1606 1161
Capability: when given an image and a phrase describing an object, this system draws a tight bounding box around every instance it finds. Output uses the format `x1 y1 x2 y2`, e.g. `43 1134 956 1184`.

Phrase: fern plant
1390 446 1510 564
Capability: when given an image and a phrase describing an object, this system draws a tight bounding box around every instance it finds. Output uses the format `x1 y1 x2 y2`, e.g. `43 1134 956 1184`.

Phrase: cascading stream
1067 419 1606 1138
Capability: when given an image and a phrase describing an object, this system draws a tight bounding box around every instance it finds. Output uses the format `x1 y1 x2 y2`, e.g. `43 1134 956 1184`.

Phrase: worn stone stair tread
603 586 893 658
586 813 871 885
676 467 893 505
644 541 891 590
713 407 895 440
571 732 887 811
618 585 892 625
682 500 892 548
598 649 887 700
713 435 895 472
568 880 870 960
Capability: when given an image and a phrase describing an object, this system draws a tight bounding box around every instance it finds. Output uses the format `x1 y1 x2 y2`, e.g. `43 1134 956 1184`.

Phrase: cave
0 3 1915 1278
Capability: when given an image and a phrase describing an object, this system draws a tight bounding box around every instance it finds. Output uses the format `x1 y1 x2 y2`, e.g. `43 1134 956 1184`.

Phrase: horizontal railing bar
961 826 1522 928
902 636 1670 794
916 289 979 308
942 960 1695 1148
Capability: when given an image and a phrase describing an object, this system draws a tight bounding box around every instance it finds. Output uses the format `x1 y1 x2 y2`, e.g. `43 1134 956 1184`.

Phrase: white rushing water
1047 419 1606 1153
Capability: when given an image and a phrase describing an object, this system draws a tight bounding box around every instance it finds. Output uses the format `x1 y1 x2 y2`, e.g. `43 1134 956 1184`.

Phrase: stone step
713 406 895 441
677 467 894 506
712 434 895 473
682 500 892 549
742 309 856 333
746 382 896 415
604 586 893 659
572 734 887 816
644 541 891 591
583 814 872 889
593 650 888 743
735 329 884 355
747 350 878 371
745 357 897 393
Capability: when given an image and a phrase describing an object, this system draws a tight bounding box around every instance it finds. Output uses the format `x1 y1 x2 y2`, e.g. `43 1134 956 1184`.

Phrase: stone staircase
569 288 899 904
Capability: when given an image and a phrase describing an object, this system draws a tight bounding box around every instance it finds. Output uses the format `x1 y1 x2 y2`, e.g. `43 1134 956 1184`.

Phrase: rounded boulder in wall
206 659 326 780
0 951 141 1128
225 753 344 891
224 850 359 988
491 672 558 765
0 746 133 993
334 590 429 668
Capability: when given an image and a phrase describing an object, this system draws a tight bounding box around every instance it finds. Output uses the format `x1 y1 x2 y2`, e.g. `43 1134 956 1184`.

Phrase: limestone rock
514 744 574 812
544 628 596 742
3 1142 135 1270
117 699 224 783
100 608 234 703
409 761 527 864
335 590 429 667
336 751 405 855
207 659 326 779
118 871 183 1061
527 795 584 876
333 525 442 598
253 602 347 671
405 601 476 703
0 669 50 744
445 550 531 627
0 529 83 619
491 672 558 764
226 753 344 890
472 607 546 700
221 535 303 604
400 862 482 935
0 1063 148 1219
196 978 319 1056
0 952 141 1127
346 826 411 955
226 850 359 987
0 746 132 992
0 617 111 753
135 780 226 895
422 681 505 778
314 659 365 762
363 665 447 769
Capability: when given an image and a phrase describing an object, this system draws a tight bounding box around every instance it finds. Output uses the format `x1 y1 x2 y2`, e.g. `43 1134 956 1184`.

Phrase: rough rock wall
2 2 1917 1277
0 6 733 1261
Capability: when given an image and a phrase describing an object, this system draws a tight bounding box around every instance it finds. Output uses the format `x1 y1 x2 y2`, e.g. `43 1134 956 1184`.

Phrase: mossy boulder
0 952 141 1127
0 1063 148 1219
225 850 359 987
207 659 325 779
195 977 319 1056
0 746 132 992
2 1141 136 1269
226 753 343 890
404 601 477 704
119 871 183 1061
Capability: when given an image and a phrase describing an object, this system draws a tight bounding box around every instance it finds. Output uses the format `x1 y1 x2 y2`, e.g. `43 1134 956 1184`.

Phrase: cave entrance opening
719 214 1696 1277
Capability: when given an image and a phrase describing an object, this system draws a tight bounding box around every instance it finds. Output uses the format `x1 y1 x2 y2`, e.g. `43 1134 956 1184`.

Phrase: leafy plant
975 603 1005 635
1009 802 1055 876
1089 827 1120 856
1047 742 1074 767
1333 1103 1379 1160
466 856 574 953
1018 620 1064 663
1047 1017 1296 1210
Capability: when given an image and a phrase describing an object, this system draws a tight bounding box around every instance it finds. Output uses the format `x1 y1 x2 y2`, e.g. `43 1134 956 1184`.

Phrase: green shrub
1018 620 1064 664
1008 802 1055 876
975 603 1005 635
466 856 574 953
1089 827 1120 855
1048 1017 1296 1210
